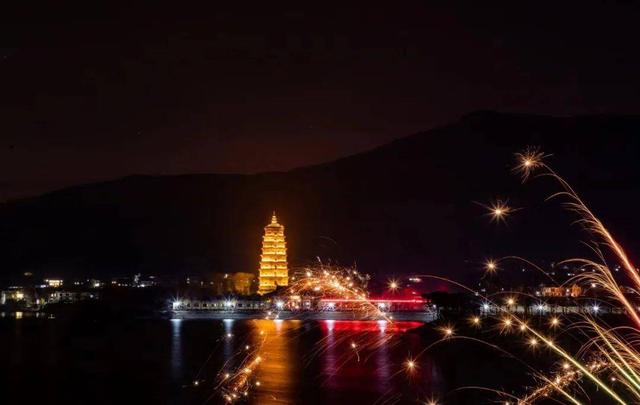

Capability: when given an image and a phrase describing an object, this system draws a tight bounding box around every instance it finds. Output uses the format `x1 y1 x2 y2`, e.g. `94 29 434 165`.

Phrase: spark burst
405 357 418 373
484 258 499 275
488 200 514 223
477 199 518 224
513 146 546 182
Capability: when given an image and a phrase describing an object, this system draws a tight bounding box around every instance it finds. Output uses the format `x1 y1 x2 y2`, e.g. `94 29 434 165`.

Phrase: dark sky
2 2 640 200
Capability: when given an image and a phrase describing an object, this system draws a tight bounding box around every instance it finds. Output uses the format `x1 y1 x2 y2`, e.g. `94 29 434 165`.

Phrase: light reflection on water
214 319 432 405
170 318 183 382
0 316 444 404
223 318 234 359
250 319 298 404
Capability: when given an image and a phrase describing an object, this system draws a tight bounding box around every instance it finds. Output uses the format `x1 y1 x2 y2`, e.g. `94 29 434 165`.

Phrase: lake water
0 314 523 404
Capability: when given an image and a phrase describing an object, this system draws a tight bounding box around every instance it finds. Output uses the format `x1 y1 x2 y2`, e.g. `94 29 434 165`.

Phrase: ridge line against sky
3 2 640 200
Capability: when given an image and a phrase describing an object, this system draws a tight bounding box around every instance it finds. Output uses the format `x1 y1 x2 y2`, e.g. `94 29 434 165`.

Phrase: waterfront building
48 291 98 303
258 212 289 295
1 288 27 305
542 284 583 297
210 272 257 295
172 297 265 311
1 287 40 308
45 278 63 288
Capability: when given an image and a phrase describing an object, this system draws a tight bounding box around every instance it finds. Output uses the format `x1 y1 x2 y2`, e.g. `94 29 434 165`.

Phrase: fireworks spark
484 259 498 275
476 200 519 225
405 358 418 373
513 146 546 182
437 324 455 339
488 200 514 223
469 316 482 327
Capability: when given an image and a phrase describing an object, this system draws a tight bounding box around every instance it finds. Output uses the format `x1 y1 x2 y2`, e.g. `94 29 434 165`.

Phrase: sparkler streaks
470 148 640 404
406 148 640 404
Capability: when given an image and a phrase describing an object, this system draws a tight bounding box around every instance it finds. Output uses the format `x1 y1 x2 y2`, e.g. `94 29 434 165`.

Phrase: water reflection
170 319 182 382
223 318 234 359
251 319 298 404
215 320 433 404
318 320 416 400
0 317 448 405
373 323 392 395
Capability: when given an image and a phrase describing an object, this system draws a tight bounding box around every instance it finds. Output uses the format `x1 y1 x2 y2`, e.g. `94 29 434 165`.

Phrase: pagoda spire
258 211 289 295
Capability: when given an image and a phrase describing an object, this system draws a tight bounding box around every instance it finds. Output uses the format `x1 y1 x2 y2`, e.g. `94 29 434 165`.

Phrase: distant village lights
45 279 63 288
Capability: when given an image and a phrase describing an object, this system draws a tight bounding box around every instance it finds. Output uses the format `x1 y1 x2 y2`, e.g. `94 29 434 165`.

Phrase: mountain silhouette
2 111 640 285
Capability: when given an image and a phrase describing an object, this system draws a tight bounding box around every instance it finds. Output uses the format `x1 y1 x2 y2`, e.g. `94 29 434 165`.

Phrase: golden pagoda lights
258 212 289 295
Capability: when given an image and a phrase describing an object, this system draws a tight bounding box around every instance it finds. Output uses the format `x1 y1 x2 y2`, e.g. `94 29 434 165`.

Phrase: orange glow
258 212 289 295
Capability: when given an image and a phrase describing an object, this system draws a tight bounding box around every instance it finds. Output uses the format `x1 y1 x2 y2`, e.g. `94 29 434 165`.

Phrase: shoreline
169 310 438 322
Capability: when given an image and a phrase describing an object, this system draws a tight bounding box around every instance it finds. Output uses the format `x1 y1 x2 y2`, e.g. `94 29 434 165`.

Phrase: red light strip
319 298 425 304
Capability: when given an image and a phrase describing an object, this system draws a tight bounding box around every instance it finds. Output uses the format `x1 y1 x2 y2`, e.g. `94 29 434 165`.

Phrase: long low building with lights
171 297 266 311
171 295 430 312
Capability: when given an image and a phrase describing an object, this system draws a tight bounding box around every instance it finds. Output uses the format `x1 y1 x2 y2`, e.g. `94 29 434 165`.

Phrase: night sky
2 2 640 200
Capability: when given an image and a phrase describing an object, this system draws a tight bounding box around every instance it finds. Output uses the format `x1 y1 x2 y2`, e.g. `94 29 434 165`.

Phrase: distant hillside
2 111 640 283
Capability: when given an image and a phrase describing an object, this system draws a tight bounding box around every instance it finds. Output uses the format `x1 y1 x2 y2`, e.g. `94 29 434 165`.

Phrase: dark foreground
0 313 585 404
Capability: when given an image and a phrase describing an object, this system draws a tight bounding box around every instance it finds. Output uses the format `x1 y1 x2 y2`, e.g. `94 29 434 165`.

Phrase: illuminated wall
258 212 288 294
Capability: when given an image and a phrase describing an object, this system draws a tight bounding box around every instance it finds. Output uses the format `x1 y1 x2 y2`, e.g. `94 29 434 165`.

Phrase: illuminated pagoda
258 212 289 295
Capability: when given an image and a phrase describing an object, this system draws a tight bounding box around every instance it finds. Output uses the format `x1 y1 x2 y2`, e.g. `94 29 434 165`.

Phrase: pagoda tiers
258 212 289 295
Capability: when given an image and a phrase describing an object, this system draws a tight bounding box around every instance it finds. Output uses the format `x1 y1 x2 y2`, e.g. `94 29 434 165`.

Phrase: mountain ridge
2 111 640 284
